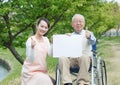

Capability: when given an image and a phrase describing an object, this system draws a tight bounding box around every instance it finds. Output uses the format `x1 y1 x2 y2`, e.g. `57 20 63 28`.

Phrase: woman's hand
31 38 36 48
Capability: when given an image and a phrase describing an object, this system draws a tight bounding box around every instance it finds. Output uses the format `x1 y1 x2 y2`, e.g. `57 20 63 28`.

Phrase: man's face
72 15 85 33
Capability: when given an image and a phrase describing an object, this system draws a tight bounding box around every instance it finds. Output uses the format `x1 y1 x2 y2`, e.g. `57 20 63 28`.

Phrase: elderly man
59 14 96 85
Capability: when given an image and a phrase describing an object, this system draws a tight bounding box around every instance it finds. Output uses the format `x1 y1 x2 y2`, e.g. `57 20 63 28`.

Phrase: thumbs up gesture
85 27 91 39
31 38 36 48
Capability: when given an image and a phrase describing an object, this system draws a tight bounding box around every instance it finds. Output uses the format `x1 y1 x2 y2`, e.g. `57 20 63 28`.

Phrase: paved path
104 42 120 85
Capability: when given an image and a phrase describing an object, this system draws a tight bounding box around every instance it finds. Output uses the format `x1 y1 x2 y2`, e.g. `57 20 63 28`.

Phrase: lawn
0 47 22 85
0 47 58 85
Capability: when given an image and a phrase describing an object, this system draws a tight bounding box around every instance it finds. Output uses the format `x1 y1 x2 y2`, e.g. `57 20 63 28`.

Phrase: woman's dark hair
37 17 50 28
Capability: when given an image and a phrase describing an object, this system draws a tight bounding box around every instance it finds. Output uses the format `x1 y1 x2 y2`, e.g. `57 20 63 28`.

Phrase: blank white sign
53 35 83 57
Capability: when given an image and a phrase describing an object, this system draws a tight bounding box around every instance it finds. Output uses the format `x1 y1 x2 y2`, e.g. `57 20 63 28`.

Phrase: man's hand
85 30 91 39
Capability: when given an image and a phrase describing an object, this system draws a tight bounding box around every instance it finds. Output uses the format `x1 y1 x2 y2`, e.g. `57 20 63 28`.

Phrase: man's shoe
64 83 72 85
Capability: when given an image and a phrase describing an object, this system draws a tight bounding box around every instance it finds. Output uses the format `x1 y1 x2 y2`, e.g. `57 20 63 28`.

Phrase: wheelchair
55 51 107 85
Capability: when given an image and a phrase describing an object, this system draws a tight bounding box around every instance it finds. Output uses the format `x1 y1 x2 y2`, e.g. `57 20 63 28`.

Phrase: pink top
22 36 51 76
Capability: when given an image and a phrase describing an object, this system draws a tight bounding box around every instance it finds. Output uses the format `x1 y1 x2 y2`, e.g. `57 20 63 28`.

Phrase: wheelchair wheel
97 57 107 85
97 57 103 85
91 56 99 85
56 64 61 85
101 60 107 85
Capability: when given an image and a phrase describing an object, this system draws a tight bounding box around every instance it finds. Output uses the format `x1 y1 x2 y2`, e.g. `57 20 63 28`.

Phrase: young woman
21 18 53 85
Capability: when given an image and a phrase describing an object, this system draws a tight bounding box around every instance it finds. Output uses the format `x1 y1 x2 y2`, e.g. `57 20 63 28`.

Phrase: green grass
0 48 22 85
47 57 58 77
0 47 58 85
97 36 120 70
97 42 112 58
99 36 120 43
97 36 120 58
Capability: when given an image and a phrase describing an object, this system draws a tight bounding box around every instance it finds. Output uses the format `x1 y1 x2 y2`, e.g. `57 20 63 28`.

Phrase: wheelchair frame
55 52 107 85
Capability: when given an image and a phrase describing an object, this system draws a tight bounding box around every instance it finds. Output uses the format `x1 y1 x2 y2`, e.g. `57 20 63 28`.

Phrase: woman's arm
26 37 35 61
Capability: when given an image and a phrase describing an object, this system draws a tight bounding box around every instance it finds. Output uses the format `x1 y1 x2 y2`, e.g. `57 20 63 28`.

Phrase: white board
53 34 83 57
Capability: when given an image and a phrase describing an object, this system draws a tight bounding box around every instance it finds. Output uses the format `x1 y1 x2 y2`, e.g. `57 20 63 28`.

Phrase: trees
0 0 120 64
0 0 78 64
70 0 120 37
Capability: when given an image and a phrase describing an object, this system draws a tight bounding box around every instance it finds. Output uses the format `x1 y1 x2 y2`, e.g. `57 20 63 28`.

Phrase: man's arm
87 32 96 45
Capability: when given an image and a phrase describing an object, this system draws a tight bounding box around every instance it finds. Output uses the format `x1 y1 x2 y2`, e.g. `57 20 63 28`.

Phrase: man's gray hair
72 14 85 22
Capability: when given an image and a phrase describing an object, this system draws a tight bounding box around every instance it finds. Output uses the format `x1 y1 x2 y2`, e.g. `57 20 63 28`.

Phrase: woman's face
72 15 85 33
36 20 49 36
